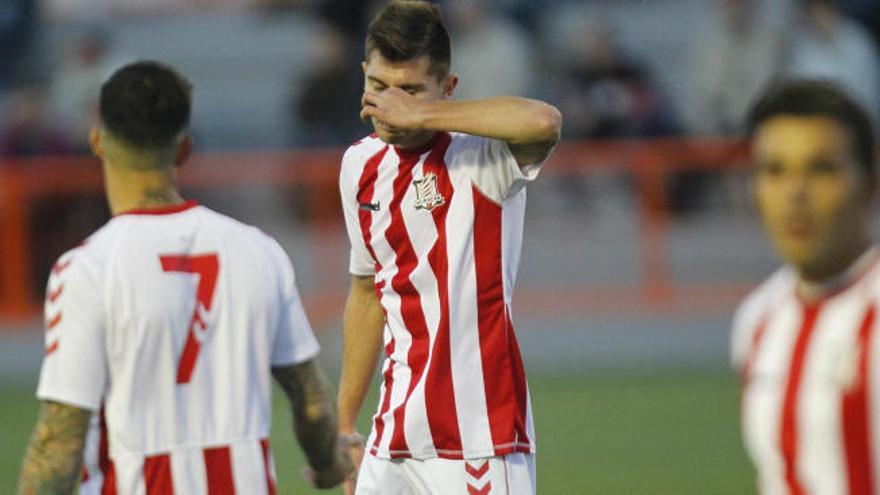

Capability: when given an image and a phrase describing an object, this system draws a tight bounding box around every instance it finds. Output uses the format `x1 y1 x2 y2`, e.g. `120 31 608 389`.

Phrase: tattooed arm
17 401 91 495
273 359 352 489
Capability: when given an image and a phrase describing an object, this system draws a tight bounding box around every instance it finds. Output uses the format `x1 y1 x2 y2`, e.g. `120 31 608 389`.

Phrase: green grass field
0 371 754 494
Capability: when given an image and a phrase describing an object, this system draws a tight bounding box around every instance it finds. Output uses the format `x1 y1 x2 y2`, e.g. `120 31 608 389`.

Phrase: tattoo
18 401 91 495
138 187 179 208
273 360 338 471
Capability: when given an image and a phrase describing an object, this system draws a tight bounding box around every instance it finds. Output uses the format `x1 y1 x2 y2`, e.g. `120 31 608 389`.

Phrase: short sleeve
340 150 378 276
447 134 548 203
267 239 321 366
36 251 107 411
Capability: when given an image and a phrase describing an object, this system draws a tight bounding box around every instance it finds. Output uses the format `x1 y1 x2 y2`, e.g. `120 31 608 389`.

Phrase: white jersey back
36 201 320 494
732 248 880 494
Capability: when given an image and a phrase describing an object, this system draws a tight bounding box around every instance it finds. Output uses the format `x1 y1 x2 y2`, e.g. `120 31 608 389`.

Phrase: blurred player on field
732 80 880 493
17 61 350 494
336 2 562 494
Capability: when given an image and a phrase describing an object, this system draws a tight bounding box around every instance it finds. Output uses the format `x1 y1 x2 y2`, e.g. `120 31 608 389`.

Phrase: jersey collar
115 200 199 217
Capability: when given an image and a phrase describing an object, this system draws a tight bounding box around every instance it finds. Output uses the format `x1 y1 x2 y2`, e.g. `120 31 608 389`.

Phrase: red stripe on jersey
52 258 72 276
473 184 522 452
260 438 276 495
842 304 877 495
420 134 464 454
82 465 90 482
47 283 64 303
45 341 59 356
780 303 822 495
371 338 397 454
507 311 532 448
99 408 117 495
143 454 173 495
203 446 235 494
356 145 389 267
47 312 62 330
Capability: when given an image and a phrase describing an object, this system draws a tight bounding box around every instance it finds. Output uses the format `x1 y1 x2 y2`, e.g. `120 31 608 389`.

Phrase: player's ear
173 133 193 169
442 74 458 100
89 127 103 159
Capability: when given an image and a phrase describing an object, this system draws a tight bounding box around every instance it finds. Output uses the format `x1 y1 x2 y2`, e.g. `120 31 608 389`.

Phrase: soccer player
17 61 350 494
337 2 562 494
732 80 880 493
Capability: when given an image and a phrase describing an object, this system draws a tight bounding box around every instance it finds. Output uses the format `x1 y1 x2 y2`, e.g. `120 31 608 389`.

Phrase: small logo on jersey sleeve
412 173 445 211
359 201 381 211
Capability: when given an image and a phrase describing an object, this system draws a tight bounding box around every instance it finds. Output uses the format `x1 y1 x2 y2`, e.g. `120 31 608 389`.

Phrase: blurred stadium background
1 0 879 493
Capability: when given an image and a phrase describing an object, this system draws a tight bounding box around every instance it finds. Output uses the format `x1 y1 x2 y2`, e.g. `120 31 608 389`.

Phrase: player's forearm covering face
17 401 91 495
361 89 562 167
272 359 348 488
337 275 385 435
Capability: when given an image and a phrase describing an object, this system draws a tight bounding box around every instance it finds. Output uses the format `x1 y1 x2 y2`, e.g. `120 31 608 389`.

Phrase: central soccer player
732 80 880 493
336 2 562 494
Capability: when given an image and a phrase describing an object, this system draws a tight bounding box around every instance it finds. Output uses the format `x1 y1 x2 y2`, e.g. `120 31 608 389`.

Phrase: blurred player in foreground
732 80 880 493
17 61 350 494
336 1 562 494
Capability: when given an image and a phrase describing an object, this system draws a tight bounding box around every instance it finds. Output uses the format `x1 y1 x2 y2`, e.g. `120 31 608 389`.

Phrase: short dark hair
746 79 876 176
366 0 451 78
100 61 192 150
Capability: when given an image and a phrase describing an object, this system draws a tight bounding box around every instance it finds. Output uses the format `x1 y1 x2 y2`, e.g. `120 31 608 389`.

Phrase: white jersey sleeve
266 237 321 366
447 134 547 203
36 249 107 411
341 144 381 276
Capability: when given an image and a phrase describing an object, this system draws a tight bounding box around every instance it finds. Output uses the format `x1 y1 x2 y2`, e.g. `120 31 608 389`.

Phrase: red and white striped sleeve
446 133 549 203
340 143 381 276
36 249 107 411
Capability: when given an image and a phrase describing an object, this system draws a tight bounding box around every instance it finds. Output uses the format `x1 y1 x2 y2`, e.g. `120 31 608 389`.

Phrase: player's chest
744 299 875 421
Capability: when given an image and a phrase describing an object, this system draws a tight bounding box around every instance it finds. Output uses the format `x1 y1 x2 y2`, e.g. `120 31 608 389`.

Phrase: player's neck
395 131 437 151
796 238 875 301
105 162 184 216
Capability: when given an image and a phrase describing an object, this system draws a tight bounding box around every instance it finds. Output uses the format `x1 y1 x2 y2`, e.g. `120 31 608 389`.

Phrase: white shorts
355 452 536 495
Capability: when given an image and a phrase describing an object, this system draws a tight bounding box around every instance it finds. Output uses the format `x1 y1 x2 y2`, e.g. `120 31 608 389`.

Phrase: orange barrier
0 138 750 322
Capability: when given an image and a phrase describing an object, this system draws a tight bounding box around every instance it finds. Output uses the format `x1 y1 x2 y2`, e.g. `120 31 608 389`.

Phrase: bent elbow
538 104 563 144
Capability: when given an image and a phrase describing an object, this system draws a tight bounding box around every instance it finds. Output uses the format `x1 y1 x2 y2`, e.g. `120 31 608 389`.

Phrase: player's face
363 51 454 145
753 116 872 278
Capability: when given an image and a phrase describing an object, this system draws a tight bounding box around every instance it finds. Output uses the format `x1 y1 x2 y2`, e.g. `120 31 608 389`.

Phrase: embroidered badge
412 172 445 211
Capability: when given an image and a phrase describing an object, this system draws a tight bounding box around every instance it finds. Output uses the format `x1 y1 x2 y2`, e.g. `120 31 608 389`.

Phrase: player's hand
303 432 362 491
341 441 364 495
360 88 429 131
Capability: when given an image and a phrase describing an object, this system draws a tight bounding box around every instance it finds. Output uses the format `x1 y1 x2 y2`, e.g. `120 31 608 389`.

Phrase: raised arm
272 359 351 489
337 274 386 490
361 88 562 167
18 401 92 495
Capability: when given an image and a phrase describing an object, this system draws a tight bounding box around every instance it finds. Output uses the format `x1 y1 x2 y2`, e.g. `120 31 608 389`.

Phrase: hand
360 88 429 131
302 432 363 491
341 440 365 495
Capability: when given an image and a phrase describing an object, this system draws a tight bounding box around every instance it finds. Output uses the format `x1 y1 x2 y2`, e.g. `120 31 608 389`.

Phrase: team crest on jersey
412 172 445 211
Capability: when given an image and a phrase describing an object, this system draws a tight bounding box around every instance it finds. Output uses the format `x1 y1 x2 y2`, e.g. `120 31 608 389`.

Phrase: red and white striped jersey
36 201 320 494
339 132 547 460
732 247 880 494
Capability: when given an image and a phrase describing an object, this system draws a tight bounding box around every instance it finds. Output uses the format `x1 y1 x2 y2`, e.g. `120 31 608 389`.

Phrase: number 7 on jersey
159 254 220 384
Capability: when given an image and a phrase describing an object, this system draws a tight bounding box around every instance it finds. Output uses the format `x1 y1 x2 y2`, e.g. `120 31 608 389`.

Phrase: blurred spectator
0 84 71 158
446 0 535 100
786 0 880 118
288 21 368 147
0 0 38 90
48 27 126 153
553 20 678 139
689 0 783 135
839 0 880 46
